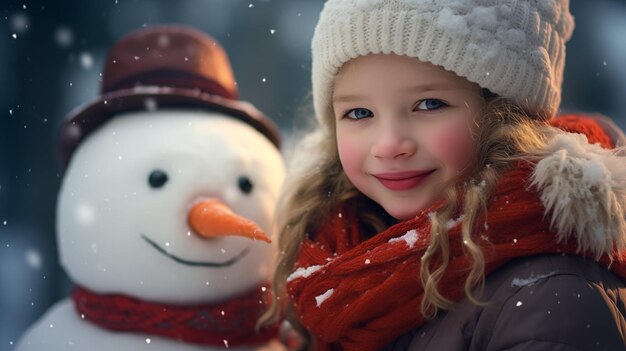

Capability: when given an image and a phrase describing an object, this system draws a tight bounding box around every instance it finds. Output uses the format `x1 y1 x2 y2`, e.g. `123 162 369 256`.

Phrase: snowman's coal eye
148 170 168 188
238 176 254 194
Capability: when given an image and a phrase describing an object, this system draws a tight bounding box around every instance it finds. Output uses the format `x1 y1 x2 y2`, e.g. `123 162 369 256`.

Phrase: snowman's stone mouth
141 234 250 267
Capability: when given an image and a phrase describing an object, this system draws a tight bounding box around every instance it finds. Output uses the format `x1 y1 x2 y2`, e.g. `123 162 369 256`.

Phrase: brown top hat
58 25 281 169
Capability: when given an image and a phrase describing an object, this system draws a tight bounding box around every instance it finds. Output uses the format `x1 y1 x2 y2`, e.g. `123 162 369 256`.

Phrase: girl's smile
372 170 436 191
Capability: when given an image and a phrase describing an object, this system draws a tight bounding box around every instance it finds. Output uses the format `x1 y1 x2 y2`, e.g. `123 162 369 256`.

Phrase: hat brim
58 86 281 169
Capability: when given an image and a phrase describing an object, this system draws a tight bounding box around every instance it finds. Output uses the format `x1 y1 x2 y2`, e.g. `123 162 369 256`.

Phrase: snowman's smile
141 234 250 267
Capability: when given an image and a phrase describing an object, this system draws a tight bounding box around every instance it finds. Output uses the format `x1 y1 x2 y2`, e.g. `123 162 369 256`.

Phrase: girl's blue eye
416 99 446 111
345 108 373 120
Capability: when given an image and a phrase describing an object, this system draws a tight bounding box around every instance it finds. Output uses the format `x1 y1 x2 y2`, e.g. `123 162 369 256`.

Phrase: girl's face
332 54 485 220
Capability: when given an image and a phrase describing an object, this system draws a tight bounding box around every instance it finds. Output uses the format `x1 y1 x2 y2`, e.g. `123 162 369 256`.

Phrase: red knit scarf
72 284 278 347
286 116 626 351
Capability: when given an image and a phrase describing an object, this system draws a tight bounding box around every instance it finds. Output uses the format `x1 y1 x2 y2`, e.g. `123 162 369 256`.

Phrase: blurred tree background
1 0 625 349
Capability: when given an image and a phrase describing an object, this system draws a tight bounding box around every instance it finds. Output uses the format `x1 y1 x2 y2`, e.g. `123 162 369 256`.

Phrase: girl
265 0 626 350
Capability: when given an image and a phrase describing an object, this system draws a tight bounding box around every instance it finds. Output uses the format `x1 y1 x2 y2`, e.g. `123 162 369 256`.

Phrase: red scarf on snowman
73 283 278 347
286 115 626 351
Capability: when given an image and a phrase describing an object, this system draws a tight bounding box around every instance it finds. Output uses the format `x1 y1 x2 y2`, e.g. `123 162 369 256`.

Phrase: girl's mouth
373 170 435 191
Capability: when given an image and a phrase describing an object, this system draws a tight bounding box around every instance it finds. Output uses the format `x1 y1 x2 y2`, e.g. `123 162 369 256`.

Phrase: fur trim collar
531 131 626 258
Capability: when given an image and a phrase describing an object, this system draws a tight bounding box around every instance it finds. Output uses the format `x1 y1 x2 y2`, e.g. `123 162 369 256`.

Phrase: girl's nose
187 198 271 243
370 122 417 159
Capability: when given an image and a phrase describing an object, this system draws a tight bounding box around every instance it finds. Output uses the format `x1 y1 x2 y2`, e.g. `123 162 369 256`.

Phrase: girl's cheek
337 138 360 173
432 123 476 169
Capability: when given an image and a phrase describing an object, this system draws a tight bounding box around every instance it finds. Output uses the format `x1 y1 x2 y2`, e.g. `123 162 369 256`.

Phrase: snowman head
57 109 285 304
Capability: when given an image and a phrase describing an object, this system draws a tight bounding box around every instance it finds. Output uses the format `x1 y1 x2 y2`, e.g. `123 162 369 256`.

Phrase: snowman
16 26 285 350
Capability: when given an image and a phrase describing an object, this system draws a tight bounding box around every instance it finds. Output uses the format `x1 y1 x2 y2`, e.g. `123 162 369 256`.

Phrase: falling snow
55 27 74 47
10 12 30 34
3 3 624 348
25 249 42 270
79 52 94 69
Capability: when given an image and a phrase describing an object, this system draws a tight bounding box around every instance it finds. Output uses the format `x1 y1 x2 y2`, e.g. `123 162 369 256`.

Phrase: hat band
103 70 238 101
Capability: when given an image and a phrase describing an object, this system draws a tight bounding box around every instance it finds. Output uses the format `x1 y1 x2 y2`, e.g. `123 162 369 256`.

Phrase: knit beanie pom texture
312 0 575 122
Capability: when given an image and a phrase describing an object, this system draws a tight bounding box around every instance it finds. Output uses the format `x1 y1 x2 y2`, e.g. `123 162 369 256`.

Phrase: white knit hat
312 0 575 122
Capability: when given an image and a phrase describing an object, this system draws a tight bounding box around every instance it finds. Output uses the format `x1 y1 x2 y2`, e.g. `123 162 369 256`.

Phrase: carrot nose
188 198 271 243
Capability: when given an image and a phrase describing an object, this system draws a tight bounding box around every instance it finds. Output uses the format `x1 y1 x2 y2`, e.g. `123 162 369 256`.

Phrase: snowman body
16 109 285 350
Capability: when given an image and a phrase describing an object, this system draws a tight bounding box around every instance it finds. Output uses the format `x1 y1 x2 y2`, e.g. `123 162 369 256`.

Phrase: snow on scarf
286 115 626 351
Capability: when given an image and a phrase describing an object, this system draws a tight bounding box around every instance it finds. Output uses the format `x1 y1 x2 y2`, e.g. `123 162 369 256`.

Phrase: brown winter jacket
385 253 626 350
